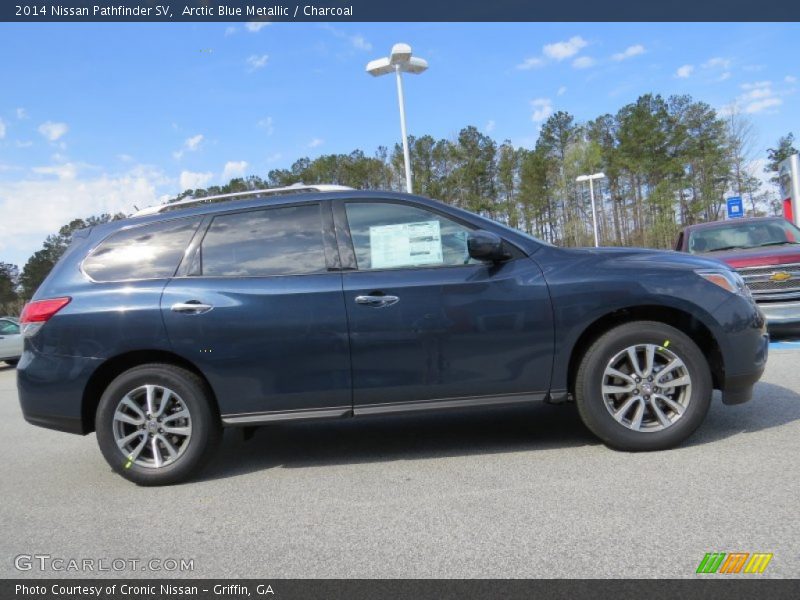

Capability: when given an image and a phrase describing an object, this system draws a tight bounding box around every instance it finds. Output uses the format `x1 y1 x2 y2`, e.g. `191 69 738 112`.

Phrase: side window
0 320 19 335
83 217 202 282
195 204 326 277
344 202 480 270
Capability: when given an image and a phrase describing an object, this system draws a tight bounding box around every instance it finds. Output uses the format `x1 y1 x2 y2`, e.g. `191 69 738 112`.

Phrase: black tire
95 364 221 485
575 321 712 451
4 359 18 367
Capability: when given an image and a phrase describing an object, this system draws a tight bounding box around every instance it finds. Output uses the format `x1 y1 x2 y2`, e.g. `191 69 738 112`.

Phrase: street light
576 172 606 247
366 43 428 194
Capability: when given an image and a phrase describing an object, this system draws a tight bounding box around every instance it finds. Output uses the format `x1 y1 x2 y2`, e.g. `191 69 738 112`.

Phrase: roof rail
133 183 354 216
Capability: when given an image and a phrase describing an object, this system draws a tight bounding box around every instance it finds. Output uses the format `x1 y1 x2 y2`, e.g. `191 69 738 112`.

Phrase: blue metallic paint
17 190 768 434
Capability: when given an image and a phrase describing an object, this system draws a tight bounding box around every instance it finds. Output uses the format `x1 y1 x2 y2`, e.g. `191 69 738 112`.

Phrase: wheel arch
565 305 724 398
81 350 220 434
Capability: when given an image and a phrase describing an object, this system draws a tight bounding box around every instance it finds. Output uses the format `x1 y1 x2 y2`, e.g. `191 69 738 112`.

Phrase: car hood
698 244 800 269
555 246 726 271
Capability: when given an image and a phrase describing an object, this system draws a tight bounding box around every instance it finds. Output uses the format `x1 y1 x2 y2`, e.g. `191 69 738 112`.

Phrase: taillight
20 297 71 336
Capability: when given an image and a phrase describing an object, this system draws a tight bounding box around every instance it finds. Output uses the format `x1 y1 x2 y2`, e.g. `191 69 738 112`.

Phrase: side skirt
221 391 547 427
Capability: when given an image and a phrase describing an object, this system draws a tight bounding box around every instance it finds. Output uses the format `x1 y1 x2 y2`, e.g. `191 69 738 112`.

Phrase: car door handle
355 294 399 308
171 301 214 314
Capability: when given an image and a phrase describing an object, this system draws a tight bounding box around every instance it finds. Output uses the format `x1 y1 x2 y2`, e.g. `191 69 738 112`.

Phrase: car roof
89 189 452 238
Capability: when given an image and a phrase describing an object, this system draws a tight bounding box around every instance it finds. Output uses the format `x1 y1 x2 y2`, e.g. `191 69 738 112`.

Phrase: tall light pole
576 172 606 247
366 43 428 194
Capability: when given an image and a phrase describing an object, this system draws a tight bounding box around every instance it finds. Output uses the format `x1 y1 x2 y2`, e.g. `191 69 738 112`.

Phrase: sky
0 22 798 268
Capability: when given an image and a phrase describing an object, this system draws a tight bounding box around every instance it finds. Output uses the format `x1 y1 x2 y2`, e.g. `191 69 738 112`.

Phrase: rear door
161 201 352 419
334 199 554 413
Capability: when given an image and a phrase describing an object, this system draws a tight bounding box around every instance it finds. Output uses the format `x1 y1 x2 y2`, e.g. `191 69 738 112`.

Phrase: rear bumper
16 348 102 435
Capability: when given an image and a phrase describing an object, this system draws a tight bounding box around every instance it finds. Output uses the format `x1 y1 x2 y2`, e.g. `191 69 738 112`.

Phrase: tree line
1 92 797 315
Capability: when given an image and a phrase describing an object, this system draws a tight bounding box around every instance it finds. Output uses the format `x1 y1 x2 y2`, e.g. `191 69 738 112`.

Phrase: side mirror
468 230 511 262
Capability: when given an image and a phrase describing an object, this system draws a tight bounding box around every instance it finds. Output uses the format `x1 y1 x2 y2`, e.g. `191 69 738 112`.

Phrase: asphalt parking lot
1 347 799 579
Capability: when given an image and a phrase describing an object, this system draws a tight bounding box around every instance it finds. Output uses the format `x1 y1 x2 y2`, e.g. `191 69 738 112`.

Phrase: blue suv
17 186 768 485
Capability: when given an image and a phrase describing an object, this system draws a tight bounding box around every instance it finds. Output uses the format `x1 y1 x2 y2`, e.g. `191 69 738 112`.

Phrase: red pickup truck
675 216 800 334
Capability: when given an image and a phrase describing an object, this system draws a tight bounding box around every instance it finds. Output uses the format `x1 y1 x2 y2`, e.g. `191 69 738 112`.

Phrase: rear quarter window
82 217 202 282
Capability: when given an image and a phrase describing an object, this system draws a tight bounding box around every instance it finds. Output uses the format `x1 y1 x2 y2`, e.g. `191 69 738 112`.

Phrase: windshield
688 219 800 254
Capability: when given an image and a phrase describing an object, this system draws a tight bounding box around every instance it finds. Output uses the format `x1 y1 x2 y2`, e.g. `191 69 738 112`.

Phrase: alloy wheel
601 343 692 433
112 384 193 468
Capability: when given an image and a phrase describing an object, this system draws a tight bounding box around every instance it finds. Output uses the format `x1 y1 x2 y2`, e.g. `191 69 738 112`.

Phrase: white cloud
349 34 372 51
516 56 545 70
530 98 553 123
726 81 785 115
32 163 79 180
245 22 270 33
246 54 269 70
320 25 372 52
0 164 171 262
741 80 771 90
307 138 324 149
484 120 496 133
745 97 782 113
179 170 213 191
740 81 782 113
222 160 248 180
0 119 5 139
786 75 798 84
517 36 589 71
572 56 596 69
611 44 645 61
258 117 274 135
543 36 588 61
557 86 567 96
703 57 732 69
173 134 204 159
224 26 237 36
185 134 203 151
37 121 69 141
675 64 694 78
718 72 732 82
16 140 33 148
16 108 27 119
266 152 283 164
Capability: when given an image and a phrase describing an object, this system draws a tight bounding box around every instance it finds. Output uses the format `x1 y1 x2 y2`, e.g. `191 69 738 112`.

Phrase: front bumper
16 348 103 435
714 295 769 405
756 300 800 326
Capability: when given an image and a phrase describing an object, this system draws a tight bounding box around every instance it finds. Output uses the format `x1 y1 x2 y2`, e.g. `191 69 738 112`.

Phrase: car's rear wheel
4 359 18 367
95 364 221 485
575 321 712 451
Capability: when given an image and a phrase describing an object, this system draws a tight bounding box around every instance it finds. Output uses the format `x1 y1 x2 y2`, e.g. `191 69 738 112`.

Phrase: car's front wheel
575 321 712 451
95 364 221 485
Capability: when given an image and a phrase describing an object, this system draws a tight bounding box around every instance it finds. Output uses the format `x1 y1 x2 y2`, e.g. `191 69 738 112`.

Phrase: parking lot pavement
1 349 798 580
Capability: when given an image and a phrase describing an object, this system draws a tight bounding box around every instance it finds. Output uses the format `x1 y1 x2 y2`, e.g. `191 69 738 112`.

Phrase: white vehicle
0 317 22 366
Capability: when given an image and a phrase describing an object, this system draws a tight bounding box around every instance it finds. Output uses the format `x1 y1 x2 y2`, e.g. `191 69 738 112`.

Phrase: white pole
589 177 599 247
395 65 413 194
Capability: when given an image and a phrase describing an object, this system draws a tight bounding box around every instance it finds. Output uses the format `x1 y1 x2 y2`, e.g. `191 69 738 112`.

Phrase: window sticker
369 220 444 269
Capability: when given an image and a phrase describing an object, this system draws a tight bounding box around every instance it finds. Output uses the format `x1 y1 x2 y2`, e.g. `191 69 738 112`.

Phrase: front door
335 199 554 413
161 202 351 419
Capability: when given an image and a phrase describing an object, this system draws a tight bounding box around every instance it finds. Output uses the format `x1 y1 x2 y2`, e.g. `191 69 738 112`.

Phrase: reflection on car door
334 199 554 413
161 202 352 419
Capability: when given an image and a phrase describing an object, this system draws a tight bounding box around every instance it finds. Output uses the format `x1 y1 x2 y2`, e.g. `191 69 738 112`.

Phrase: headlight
696 269 749 296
